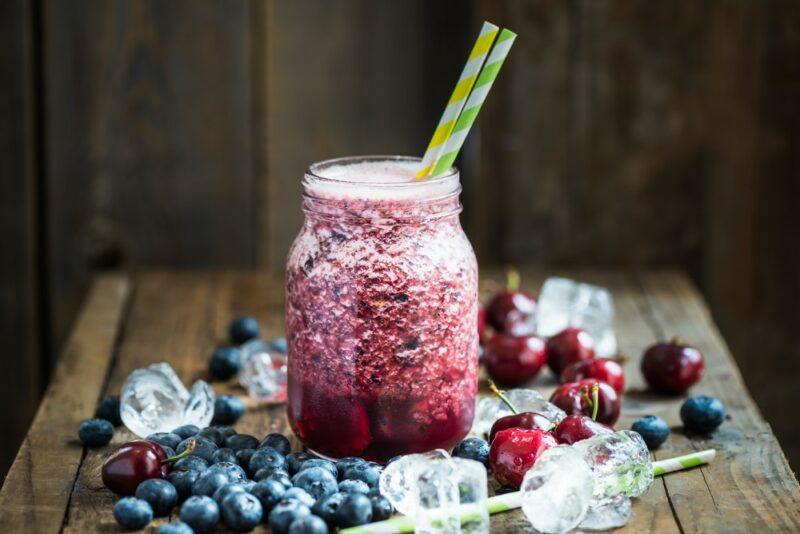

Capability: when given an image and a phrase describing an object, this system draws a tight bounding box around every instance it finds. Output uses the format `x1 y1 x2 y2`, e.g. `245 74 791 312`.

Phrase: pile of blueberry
107 424 392 532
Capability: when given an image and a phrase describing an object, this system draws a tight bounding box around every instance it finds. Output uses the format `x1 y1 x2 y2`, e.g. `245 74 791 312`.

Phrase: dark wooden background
1 0 798 479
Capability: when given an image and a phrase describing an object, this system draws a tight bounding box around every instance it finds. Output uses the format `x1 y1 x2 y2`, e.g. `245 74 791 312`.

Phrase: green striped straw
425 28 517 178
341 449 716 534
415 22 499 179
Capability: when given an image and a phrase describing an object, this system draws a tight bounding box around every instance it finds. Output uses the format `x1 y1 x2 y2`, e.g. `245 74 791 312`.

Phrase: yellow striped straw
428 28 516 177
415 22 499 179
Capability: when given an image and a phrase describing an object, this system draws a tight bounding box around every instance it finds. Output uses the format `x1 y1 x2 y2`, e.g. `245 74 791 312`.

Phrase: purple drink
285 156 478 461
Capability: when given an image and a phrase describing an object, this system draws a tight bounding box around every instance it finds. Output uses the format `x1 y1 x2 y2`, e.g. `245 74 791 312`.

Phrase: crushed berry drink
286 156 478 462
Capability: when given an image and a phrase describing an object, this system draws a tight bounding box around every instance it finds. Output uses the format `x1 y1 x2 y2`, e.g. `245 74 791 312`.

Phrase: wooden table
1 270 798 532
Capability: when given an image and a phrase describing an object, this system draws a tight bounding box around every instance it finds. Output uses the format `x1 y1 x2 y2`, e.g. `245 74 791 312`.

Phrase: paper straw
415 22 499 179
426 28 517 177
340 449 715 534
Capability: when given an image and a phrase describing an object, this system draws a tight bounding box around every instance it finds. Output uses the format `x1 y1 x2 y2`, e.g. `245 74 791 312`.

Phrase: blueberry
177 436 218 463
335 457 366 479
268 472 294 491
312 492 346 526
212 482 247 505
225 433 260 452
207 461 247 482
259 432 292 456
250 446 287 473
213 425 237 440
338 479 370 494
78 418 114 447
229 316 260 344
113 496 153 529
147 432 182 451
94 395 122 426
192 471 230 497
160 446 176 460
212 447 239 465
291 467 338 500
631 415 671 449
172 424 201 440
286 451 315 475
289 514 329 534
283 487 315 507
221 491 263 532
255 465 290 481
173 455 209 473
451 437 490 468
298 459 338 479
342 462 382 488
180 495 220 533
369 492 394 521
168 469 202 502
208 346 242 380
251 478 287 513
269 499 312 534
212 395 246 425
681 396 726 434
235 448 256 473
271 337 287 353
197 426 225 446
156 520 194 534
334 492 373 527
134 478 178 517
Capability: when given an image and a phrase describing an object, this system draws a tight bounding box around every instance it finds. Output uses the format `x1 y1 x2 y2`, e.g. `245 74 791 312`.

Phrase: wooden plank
0 0 42 478
0 275 130 532
42 0 256 354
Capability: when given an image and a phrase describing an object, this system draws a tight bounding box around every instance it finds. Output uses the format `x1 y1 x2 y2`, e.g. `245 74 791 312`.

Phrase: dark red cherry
489 428 558 488
641 338 705 395
484 333 548 386
102 440 186 495
549 379 620 425
489 412 553 444
560 358 625 394
486 268 536 336
478 304 488 344
553 414 614 445
546 327 596 376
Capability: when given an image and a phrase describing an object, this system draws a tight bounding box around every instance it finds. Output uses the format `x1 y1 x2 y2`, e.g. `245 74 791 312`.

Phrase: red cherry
486 268 536 336
549 379 620 425
102 440 175 495
641 338 705 394
484 333 548 386
546 327 596 376
560 358 625 394
478 304 488 344
489 412 553 444
553 414 614 445
489 428 558 488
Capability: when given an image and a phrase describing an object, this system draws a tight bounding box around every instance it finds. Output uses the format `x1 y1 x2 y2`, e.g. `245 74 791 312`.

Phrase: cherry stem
160 438 195 465
488 381 519 414
670 336 684 345
591 383 600 421
612 352 629 364
505 266 520 293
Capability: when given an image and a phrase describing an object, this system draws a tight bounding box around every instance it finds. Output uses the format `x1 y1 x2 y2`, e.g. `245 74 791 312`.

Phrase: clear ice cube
238 339 287 403
120 362 215 437
578 496 632 530
575 430 653 505
521 445 593 534
471 389 566 437
535 277 617 357
379 449 451 516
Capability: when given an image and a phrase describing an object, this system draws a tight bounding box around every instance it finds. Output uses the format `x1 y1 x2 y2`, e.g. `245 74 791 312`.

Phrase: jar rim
305 155 458 188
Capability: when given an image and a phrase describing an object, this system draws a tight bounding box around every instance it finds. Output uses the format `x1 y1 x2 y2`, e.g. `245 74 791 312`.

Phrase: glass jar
285 156 478 461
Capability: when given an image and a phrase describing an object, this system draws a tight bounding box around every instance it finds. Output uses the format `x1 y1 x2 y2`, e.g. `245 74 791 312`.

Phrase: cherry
486 268 536 336
546 327 596 376
489 427 558 488
549 379 620 425
484 333 548 386
560 357 625 394
103 439 193 495
641 338 705 395
553 415 614 445
477 304 488 344
486 383 554 444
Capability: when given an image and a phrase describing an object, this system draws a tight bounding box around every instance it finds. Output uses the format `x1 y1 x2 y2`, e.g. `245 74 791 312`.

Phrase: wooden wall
1 0 798 477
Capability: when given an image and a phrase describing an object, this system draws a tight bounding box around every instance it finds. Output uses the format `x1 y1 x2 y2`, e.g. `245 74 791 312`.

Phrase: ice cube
120 362 215 437
578 496 632 530
535 277 617 357
238 339 287 403
575 430 653 505
471 389 566 437
413 458 489 534
379 449 451 516
521 445 593 534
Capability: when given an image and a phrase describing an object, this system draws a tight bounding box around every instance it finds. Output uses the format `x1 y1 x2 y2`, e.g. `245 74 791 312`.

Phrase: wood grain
0 275 130 532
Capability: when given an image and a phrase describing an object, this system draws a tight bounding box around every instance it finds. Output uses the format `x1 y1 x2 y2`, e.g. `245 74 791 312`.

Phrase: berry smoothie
286 156 478 462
